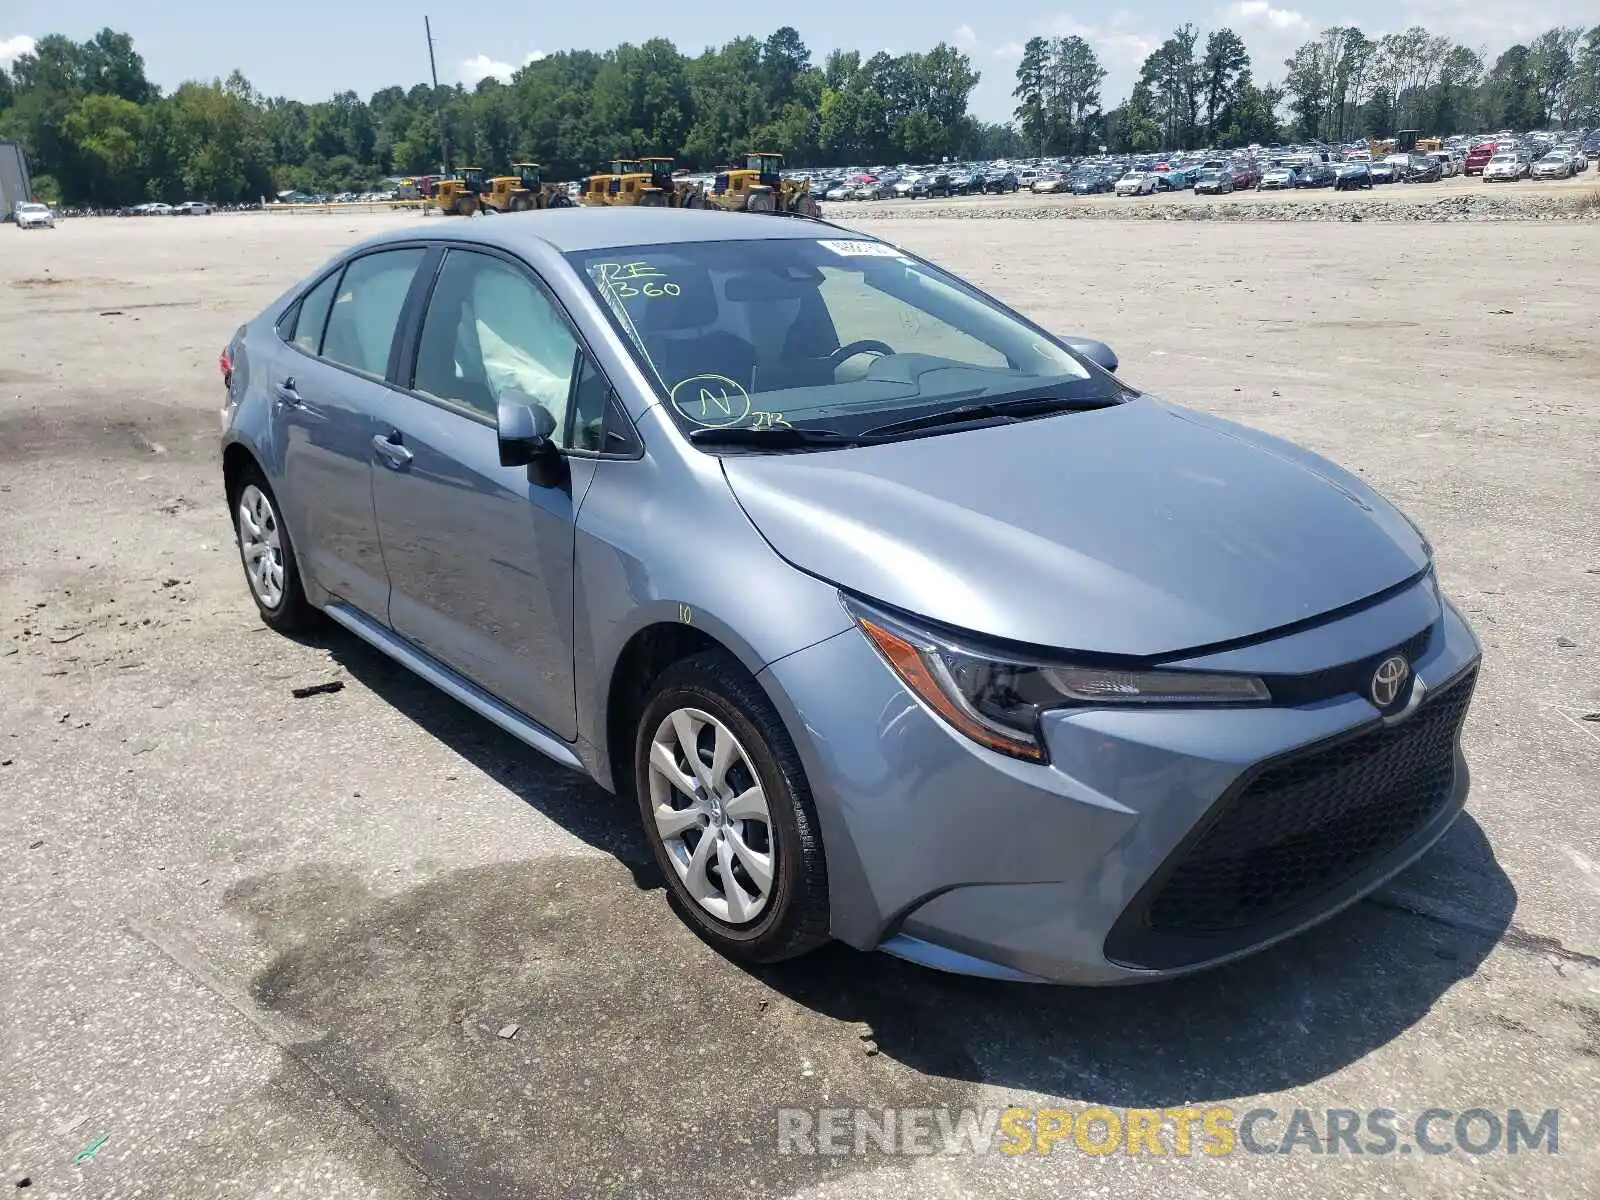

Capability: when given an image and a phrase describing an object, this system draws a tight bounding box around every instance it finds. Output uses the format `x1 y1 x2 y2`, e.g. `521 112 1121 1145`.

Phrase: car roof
357 208 841 257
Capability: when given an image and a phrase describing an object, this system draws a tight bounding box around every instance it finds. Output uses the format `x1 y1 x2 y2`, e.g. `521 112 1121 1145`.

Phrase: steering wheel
827 340 894 370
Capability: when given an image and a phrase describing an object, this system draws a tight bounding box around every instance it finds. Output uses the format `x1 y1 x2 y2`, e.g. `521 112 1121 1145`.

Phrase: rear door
369 246 609 739
271 246 426 617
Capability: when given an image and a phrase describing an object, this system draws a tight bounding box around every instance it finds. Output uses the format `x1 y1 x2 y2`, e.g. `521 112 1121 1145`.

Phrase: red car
1227 160 1261 190
1464 142 1497 175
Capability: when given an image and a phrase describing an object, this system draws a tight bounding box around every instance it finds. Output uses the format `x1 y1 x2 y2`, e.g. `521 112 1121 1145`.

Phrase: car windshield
568 237 1112 437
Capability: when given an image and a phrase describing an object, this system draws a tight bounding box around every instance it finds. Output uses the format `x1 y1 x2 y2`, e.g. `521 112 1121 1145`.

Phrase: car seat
625 264 757 394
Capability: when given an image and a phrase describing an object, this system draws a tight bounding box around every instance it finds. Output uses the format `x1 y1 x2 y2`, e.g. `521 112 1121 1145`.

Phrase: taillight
219 346 233 389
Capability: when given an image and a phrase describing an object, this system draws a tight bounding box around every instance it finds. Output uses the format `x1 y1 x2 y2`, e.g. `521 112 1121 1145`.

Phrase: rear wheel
510 194 532 212
744 188 776 213
633 651 830 963
455 195 478 217
791 192 821 218
231 469 314 634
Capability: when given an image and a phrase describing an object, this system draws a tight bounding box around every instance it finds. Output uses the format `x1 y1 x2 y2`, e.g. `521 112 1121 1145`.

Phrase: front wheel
633 651 830 963
744 188 776 213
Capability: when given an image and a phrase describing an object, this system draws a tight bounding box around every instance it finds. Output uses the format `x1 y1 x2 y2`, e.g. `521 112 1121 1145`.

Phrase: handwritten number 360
611 281 681 298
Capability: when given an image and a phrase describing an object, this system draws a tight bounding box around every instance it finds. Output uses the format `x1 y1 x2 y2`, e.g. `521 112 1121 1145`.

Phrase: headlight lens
843 597 1269 763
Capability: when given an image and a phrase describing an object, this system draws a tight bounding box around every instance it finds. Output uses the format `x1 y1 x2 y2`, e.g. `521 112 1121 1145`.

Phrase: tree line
0 27 997 206
1030 20 1600 156
3 23 1598 206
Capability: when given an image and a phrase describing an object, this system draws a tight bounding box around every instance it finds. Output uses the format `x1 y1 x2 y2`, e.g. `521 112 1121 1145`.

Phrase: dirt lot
2 210 1598 1199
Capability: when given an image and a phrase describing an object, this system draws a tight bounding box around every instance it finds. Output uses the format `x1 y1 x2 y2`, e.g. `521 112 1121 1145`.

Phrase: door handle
372 432 414 469
274 379 303 408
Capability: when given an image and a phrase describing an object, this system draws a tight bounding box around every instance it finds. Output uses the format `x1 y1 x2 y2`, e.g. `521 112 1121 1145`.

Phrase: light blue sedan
219 208 1481 983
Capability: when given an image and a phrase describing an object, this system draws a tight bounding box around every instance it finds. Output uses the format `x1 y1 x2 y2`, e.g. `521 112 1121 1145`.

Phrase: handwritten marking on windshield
750 411 792 430
593 261 682 299
670 374 752 428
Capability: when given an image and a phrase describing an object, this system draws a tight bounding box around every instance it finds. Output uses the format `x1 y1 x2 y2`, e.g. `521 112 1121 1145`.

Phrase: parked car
1464 142 1498 175
1114 171 1159 196
1153 168 1197 191
824 183 855 201
218 208 1481 984
1482 152 1529 182
981 169 1021 194
1257 165 1298 190
1367 160 1399 185
175 200 214 215
1031 172 1067 194
924 171 955 198
1401 154 1443 183
1067 169 1114 195
1228 161 1262 189
1530 151 1574 180
1193 168 1234 195
892 175 928 199
13 201 56 229
1333 163 1373 191
1294 162 1337 188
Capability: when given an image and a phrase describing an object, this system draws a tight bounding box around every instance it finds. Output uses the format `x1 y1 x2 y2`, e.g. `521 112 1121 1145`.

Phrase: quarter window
286 271 340 355
320 248 426 378
412 250 580 439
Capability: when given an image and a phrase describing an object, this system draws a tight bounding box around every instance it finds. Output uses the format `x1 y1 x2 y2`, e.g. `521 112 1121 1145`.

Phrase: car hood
720 397 1430 657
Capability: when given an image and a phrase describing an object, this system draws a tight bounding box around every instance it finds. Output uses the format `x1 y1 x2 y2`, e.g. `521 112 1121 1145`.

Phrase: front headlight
842 596 1269 763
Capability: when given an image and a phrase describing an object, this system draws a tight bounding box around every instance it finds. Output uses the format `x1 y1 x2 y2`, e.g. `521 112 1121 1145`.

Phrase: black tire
632 650 830 963
230 466 315 634
547 192 574 209
510 194 532 212
744 188 776 213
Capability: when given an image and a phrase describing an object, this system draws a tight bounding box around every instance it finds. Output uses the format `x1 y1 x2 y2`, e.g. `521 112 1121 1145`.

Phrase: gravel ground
1 211 1597 1200
822 172 1600 222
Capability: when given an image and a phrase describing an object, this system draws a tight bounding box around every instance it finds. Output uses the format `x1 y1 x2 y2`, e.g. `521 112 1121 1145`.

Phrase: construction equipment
432 167 488 215
483 163 575 212
582 157 705 207
1415 136 1443 153
705 152 820 216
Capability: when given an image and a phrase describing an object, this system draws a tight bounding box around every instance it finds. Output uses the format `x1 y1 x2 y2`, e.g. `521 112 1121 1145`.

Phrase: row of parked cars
812 129 1600 205
118 201 215 216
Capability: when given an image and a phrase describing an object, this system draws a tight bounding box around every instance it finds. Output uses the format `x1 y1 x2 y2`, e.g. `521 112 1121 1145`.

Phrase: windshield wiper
686 426 884 449
859 394 1120 440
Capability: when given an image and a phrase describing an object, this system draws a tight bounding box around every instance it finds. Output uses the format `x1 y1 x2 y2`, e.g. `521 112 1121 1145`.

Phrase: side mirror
1065 336 1119 374
497 396 567 487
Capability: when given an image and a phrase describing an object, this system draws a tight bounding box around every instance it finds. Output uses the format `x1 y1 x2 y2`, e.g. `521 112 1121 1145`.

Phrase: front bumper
759 575 1481 984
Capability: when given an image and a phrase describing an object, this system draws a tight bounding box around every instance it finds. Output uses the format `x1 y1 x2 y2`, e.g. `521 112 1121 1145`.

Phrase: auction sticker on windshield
816 240 908 259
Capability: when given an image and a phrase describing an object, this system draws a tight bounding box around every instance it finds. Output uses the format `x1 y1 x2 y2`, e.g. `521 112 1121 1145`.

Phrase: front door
370 247 595 739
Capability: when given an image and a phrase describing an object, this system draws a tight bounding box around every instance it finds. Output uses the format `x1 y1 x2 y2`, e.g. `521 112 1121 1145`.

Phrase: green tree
61 93 146 203
1201 27 1249 142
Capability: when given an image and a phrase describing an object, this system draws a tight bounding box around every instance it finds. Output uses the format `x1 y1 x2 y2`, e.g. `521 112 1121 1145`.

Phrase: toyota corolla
219 209 1480 984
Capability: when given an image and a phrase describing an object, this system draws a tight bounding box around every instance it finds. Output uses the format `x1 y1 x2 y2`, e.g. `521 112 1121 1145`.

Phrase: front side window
412 250 580 438
569 238 1113 439
321 248 426 378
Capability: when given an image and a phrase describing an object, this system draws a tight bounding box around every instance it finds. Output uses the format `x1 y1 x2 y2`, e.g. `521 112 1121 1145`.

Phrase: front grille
1262 624 1434 707
1106 667 1476 966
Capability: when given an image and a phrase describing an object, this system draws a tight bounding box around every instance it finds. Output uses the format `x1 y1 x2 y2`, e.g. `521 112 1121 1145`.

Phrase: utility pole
424 16 450 175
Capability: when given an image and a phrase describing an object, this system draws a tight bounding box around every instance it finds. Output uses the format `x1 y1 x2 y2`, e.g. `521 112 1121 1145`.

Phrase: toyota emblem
1370 655 1411 708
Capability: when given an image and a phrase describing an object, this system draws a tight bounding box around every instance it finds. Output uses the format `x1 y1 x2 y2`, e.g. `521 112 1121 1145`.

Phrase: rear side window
286 271 340 355
321 248 426 379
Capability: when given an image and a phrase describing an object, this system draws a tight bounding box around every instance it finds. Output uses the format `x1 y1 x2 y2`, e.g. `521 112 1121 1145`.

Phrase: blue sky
1 1 1586 121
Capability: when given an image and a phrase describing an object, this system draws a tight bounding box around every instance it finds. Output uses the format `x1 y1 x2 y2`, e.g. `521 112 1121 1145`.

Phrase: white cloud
954 25 978 49
459 50 545 85
992 41 1025 59
0 33 36 68
1225 1 1310 32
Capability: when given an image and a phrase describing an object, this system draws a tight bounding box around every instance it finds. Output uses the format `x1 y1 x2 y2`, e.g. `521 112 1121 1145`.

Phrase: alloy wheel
647 707 775 924
237 484 285 609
